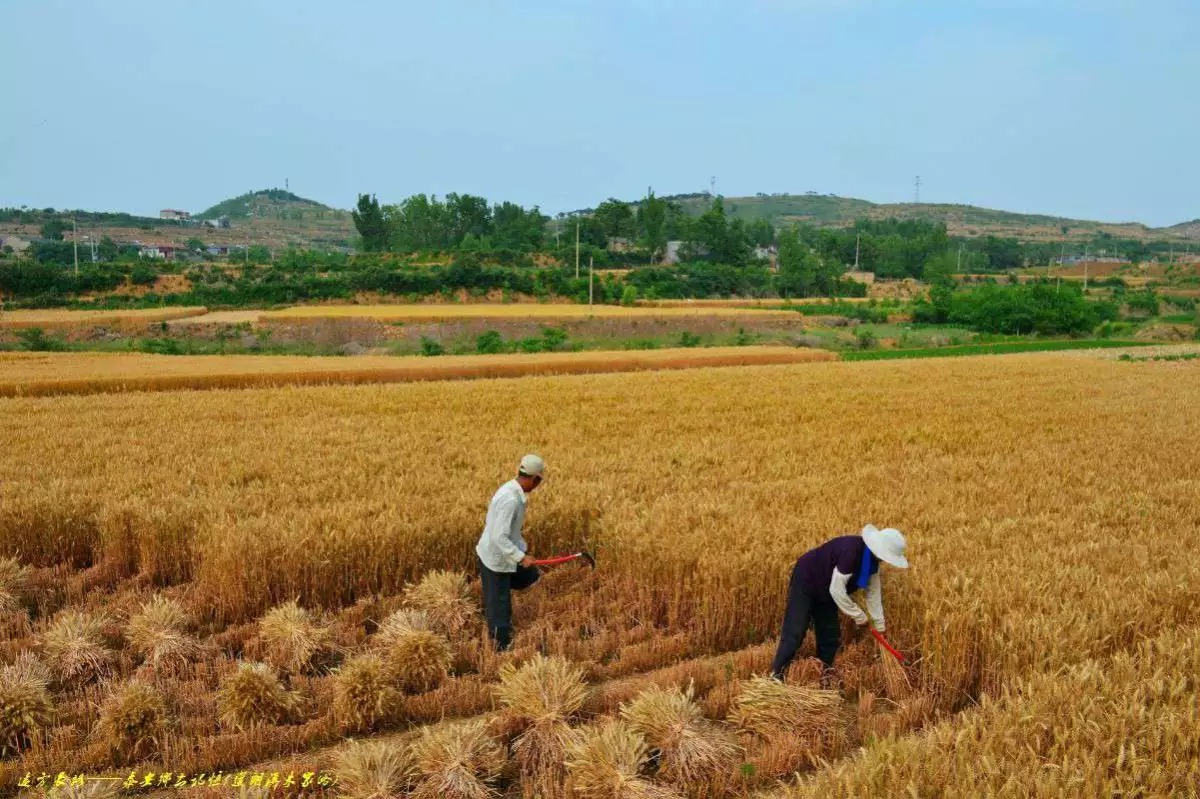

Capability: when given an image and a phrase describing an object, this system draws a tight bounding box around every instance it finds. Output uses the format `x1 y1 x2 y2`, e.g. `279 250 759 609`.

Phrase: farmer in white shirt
770 524 909 682
476 454 545 651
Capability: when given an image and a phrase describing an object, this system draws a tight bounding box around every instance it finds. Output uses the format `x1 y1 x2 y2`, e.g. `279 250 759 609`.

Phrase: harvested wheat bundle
375 608 452 693
216 661 297 729
257 600 333 675
565 719 682 799
0 557 27 617
0 653 54 756
125 595 202 669
331 737 416 799
620 686 739 798
496 654 591 799
412 719 506 799
42 610 114 685
404 570 476 637
94 680 170 762
729 676 843 740
332 653 400 731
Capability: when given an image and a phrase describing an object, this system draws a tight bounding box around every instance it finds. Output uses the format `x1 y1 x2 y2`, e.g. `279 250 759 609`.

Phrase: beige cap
519 454 545 477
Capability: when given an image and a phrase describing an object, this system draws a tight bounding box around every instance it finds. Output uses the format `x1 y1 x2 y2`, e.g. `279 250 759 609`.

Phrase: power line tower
914 176 922 204
710 176 716 197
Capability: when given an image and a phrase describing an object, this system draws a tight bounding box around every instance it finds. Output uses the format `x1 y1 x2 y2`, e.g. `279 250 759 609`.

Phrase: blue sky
1 0 1196 225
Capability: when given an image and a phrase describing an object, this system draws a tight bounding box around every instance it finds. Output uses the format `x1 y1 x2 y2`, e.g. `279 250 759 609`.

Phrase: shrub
420 336 445 356
476 330 505 354
16 327 69 352
855 328 878 350
678 331 701 348
518 337 545 353
1124 290 1160 317
130 265 158 286
621 285 638 307
542 326 568 351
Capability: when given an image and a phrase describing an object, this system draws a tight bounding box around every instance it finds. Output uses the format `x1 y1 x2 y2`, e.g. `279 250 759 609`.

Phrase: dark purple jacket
795 535 878 601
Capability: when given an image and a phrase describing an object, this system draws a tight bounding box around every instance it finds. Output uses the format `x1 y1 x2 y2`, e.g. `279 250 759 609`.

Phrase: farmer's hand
519 555 535 568
851 621 870 641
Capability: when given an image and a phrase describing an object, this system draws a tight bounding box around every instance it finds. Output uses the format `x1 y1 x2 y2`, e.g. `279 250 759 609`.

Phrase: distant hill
1165 219 1200 240
662 193 1192 242
196 189 338 221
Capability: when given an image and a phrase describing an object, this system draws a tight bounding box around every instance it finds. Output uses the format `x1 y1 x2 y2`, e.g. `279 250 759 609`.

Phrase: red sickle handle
532 553 581 566
870 628 907 664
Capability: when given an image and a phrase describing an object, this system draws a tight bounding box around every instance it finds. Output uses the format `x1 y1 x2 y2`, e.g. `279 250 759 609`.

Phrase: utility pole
957 243 964 272
588 256 594 307
575 221 580 279
73 215 79 276
854 234 861 271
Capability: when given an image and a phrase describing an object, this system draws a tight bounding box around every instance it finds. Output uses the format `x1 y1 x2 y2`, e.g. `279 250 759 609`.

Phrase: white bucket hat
862 524 909 569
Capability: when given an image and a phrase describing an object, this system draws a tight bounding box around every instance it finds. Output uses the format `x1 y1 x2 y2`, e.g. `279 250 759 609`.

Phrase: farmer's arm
488 494 528 568
865 572 884 631
829 569 870 626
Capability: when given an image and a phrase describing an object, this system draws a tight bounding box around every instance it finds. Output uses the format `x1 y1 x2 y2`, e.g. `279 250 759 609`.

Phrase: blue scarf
856 545 876 590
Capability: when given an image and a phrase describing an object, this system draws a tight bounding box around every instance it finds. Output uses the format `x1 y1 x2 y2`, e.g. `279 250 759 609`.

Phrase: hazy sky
2 0 1196 225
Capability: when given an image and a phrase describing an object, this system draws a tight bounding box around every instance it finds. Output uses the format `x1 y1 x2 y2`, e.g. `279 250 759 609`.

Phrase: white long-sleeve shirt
830 568 885 631
475 479 528 573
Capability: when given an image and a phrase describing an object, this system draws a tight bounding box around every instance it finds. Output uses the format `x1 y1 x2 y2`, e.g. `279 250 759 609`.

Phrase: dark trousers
770 561 841 679
478 558 540 651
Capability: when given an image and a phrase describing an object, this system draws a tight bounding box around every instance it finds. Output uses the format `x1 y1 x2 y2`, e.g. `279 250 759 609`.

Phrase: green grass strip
841 339 1153 362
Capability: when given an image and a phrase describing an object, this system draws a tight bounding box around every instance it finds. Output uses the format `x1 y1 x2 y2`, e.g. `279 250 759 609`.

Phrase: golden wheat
1 352 1199 794
125 595 201 669
93 680 169 762
330 737 416 799
0 347 833 398
0 307 207 330
263 304 797 322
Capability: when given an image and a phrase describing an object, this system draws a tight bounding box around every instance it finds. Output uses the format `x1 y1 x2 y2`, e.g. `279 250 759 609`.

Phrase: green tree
637 189 668 261
98 236 119 261
776 227 818 297
593 199 635 242
352 193 389 252
186 237 206 252
40 219 66 241
620 285 638 306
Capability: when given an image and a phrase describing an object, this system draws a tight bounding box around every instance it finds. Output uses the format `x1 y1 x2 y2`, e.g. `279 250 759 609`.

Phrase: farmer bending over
476 454 545 651
770 524 908 682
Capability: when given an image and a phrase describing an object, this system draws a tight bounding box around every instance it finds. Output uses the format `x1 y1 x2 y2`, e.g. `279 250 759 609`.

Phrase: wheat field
0 353 1197 796
0 307 208 330
262 304 799 322
635 298 873 308
0 347 834 398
